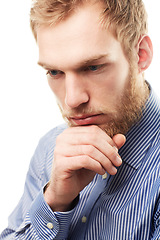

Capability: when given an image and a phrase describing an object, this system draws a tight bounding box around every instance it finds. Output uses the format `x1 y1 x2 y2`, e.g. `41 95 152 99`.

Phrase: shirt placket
70 173 110 239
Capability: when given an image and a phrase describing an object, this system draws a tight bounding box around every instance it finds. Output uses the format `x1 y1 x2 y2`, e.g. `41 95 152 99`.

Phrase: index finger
63 125 118 149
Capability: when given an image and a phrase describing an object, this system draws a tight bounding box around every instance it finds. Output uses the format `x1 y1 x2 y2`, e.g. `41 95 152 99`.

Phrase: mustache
59 105 117 119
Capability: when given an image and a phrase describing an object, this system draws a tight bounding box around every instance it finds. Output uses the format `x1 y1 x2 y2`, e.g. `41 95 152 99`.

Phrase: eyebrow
38 54 110 70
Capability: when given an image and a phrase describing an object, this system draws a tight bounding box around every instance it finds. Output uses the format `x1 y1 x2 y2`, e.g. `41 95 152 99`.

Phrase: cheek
90 81 117 108
105 77 117 92
96 72 123 94
92 68 129 106
107 65 129 93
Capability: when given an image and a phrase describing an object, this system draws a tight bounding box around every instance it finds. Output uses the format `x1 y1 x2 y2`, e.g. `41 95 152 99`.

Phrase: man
0 0 160 239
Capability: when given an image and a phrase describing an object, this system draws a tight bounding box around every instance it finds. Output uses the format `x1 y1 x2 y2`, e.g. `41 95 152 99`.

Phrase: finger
55 143 121 174
56 132 122 167
112 134 126 149
62 125 116 147
66 155 117 175
56 125 122 168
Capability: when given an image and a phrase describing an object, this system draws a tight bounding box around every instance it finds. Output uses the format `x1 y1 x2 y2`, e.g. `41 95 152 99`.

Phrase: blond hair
30 0 148 60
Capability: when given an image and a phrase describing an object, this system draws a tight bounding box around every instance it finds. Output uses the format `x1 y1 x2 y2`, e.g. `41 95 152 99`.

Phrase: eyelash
46 64 104 78
46 70 63 78
84 65 103 72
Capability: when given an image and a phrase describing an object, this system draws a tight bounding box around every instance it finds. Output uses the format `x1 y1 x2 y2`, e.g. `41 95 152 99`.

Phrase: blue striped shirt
0 86 160 239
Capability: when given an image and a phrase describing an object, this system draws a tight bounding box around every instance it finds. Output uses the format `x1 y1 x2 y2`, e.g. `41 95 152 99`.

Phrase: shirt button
47 222 54 229
82 216 87 223
102 173 107 180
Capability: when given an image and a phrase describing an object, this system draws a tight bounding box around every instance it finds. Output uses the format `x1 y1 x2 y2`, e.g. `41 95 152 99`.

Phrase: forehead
37 3 123 70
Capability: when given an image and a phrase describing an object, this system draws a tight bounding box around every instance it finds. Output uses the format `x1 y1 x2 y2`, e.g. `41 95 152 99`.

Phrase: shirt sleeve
16 190 76 240
0 190 76 240
0 125 75 240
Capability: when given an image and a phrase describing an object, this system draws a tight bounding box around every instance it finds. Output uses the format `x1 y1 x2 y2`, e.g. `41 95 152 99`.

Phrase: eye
46 70 63 78
88 65 100 71
85 65 103 72
49 70 58 76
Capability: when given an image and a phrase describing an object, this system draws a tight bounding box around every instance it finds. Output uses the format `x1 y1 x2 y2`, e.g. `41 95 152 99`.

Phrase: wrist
43 182 79 212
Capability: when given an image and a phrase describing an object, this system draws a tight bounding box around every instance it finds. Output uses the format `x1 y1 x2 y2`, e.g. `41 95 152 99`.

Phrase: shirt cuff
29 189 77 240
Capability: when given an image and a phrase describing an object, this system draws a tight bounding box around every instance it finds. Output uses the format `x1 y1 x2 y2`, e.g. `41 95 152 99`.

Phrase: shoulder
30 123 68 164
28 123 68 182
38 123 68 151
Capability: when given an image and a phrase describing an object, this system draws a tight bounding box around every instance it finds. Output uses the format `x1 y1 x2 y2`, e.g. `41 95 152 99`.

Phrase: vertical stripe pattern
0 87 160 240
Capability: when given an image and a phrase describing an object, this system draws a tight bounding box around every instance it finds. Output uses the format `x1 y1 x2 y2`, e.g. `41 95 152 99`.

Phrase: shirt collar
119 85 160 170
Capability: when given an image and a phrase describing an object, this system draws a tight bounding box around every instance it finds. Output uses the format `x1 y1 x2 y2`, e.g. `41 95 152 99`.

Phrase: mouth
69 114 103 126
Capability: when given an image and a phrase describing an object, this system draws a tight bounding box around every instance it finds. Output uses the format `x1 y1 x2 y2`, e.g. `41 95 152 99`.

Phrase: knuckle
53 145 63 156
109 150 117 160
89 125 99 134
63 128 71 134
83 145 95 156
103 159 111 169
87 133 97 143
80 155 90 166
56 134 62 144
105 146 117 161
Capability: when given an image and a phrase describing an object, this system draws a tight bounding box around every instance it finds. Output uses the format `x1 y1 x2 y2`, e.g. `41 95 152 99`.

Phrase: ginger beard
59 64 149 138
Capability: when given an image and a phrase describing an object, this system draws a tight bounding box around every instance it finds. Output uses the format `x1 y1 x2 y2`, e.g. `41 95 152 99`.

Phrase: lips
69 114 103 126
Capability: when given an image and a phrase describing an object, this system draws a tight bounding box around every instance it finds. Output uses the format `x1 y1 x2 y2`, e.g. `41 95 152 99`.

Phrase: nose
65 73 89 109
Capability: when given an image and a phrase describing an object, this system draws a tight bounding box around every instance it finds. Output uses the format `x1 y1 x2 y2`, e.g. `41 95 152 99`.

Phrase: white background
0 0 160 233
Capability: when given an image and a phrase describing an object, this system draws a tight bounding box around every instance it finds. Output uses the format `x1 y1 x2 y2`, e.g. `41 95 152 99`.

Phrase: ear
136 35 153 73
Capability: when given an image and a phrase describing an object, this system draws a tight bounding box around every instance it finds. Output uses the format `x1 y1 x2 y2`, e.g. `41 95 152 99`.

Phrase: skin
36 3 153 211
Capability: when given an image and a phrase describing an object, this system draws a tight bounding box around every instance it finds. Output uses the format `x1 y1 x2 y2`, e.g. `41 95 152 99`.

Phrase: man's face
37 3 145 137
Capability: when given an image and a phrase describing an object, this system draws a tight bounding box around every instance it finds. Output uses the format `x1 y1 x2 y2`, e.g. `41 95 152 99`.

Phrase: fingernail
111 166 117 175
113 146 118 153
116 156 122 165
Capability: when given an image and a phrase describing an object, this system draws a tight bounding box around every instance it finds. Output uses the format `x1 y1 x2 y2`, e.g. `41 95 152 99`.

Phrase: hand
44 125 126 211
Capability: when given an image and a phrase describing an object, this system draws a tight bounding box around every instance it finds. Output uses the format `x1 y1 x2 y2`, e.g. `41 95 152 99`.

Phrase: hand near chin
44 125 126 212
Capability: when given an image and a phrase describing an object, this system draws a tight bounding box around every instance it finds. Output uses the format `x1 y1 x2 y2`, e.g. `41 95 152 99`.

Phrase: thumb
112 134 126 150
